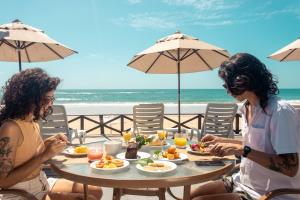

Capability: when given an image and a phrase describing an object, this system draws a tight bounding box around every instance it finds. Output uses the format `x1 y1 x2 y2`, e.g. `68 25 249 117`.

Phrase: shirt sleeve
270 103 299 154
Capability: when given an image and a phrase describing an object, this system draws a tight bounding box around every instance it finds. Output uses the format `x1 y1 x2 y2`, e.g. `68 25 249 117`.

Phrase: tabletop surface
50 139 235 188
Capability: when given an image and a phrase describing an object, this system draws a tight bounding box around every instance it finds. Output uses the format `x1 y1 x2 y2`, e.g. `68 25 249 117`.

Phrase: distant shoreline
61 101 300 115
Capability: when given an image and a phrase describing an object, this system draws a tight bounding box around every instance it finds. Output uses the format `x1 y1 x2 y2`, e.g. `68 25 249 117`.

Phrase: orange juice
157 130 166 140
123 131 132 143
174 137 187 147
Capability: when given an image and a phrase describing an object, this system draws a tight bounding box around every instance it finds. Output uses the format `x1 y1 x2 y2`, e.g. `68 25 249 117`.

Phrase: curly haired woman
0 68 102 200
191 53 300 200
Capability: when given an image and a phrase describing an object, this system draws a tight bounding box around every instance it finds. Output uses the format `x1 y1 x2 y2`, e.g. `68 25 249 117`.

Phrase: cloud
112 13 177 30
112 0 300 30
128 0 142 4
162 0 241 11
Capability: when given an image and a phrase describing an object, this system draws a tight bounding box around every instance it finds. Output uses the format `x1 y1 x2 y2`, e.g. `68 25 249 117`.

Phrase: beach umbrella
0 19 77 71
269 37 300 61
127 31 230 133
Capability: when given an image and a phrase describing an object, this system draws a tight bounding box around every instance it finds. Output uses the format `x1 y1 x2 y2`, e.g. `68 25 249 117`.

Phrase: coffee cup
104 140 122 155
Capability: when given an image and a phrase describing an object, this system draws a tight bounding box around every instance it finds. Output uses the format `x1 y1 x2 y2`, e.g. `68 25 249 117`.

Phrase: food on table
141 134 166 146
125 142 139 159
74 145 88 154
143 162 172 171
162 146 181 160
137 158 154 166
190 142 209 153
123 131 132 144
95 156 124 169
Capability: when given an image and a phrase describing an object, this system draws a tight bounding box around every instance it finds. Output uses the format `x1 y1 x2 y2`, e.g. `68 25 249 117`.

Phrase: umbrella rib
194 50 213 70
180 49 191 61
165 50 177 61
3 40 17 49
127 54 145 66
181 50 195 61
162 52 177 61
280 49 296 62
145 52 163 73
212 50 230 58
25 47 31 62
43 43 64 59
22 42 35 49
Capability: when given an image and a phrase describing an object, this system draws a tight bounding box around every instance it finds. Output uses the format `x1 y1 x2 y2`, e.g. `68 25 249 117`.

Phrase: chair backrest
39 105 70 140
133 103 164 135
201 103 238 139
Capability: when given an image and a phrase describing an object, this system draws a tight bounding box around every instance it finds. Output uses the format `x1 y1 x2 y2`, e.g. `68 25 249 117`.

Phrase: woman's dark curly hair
0 68 60 124
218 53 279 111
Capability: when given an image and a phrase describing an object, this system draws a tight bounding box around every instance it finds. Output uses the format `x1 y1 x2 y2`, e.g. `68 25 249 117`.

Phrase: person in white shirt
191 53 300 200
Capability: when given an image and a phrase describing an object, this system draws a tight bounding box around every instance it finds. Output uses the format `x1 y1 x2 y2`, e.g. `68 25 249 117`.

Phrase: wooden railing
67 113 242 138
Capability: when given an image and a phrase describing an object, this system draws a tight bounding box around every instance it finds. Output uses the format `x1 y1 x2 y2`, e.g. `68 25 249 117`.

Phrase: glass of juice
122 131 132 146
157 130 167 151
174 132 187 148
87 147 103 162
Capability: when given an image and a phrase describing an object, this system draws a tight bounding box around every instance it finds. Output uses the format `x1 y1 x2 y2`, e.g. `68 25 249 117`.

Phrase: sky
0 0 300 89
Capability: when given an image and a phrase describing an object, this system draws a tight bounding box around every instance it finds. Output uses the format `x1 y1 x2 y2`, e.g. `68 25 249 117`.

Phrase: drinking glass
174 132 187 148
122 131 132 146
87 147 103 162
157 130 167 151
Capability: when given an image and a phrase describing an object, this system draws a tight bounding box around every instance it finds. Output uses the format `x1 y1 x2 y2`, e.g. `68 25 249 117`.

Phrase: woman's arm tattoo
0 137 13 174
269 153 298 176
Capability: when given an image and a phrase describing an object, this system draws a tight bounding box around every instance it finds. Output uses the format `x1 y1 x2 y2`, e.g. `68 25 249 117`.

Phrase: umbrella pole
177 60 181 133
18 50 22 72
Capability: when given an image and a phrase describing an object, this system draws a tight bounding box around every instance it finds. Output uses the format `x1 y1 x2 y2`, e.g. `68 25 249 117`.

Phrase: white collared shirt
233 96 300 200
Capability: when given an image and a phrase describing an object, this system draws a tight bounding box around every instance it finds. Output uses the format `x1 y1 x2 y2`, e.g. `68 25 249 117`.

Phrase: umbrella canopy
0 19 77 71
127 31 230 132
269 37 300 61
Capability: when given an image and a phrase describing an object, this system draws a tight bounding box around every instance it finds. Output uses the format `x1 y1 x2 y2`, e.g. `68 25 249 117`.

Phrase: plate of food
116 151 151 161
153 146 188 163
90 156 130 173
117 142 151 161
136 159 177 175
63 145 88 157
186 143 211 156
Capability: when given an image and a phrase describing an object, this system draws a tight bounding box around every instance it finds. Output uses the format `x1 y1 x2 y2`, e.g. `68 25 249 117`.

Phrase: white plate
146 142 171 148
156 153 188 163
90 160 129 173
186 147 211 156
136 161 177 174
116 152 151 161
63 147 87 157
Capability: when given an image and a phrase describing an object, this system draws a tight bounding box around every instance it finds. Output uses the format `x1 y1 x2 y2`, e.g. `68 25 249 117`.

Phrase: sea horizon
53 89 300 104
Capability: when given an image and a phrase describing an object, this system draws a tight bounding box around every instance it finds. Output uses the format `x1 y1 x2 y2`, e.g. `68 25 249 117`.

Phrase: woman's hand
200 134 221 146
41 140 66 162
44 133 69 147
209 143 243 157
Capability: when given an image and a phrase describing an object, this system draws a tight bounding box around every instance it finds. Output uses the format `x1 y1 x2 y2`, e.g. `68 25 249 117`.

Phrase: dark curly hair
0 68 60 124
218 53 279 111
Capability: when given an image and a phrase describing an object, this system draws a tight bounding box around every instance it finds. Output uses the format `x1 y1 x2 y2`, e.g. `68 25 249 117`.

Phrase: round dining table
50 140 235 200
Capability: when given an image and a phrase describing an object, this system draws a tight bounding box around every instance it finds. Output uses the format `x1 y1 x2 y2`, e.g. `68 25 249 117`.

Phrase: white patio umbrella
0 19 77 71
127 31 230 132
269 37 300 61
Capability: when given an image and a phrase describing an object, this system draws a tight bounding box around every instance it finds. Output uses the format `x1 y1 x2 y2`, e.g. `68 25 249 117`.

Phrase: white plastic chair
197 103 238 140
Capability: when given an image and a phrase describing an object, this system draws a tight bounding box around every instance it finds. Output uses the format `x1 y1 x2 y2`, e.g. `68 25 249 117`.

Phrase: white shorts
0 171 57 200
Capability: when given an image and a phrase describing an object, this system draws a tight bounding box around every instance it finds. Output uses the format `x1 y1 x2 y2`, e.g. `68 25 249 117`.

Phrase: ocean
55 89 300 104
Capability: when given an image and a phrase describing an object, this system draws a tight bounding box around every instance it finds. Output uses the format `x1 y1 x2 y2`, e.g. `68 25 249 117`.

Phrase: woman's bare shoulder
0 120 22 139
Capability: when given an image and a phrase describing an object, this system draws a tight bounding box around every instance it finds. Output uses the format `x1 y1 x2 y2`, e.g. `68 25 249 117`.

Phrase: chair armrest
259 189 300 200
0 189 39 200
